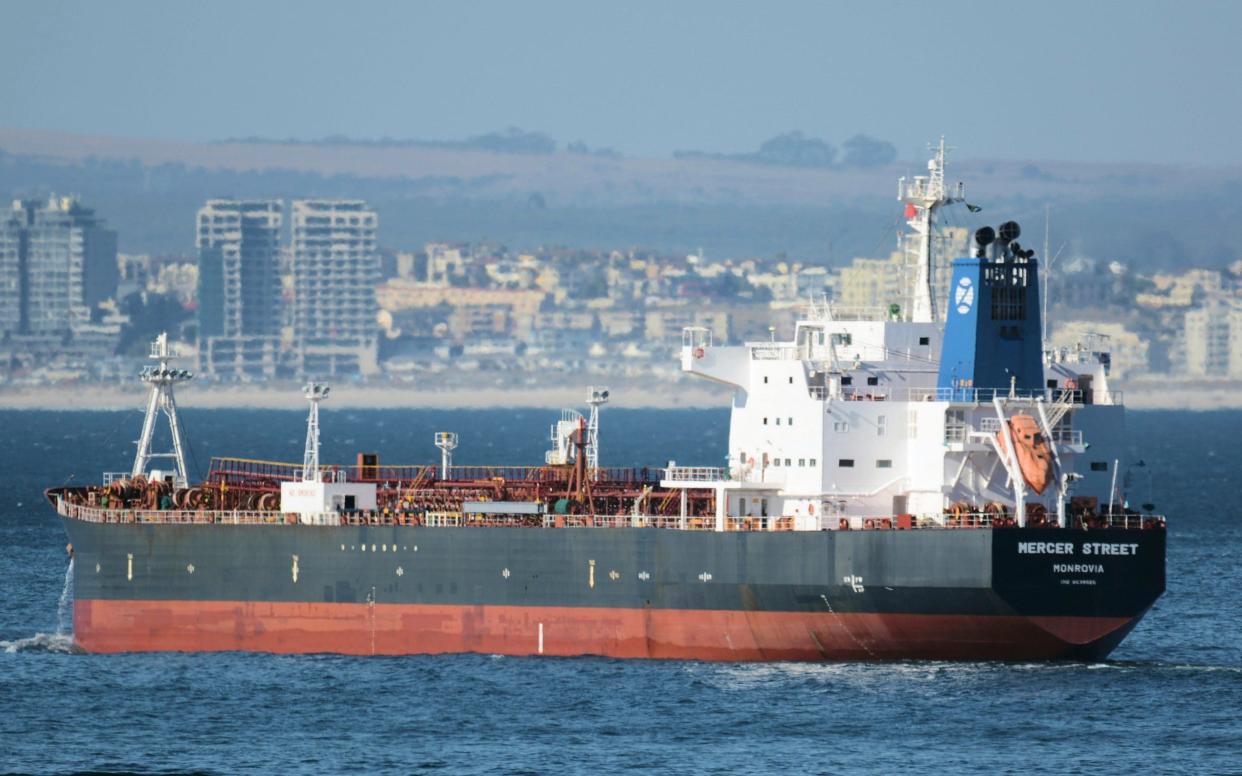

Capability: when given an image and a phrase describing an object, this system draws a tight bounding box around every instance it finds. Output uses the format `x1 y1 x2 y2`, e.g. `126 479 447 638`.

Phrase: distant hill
1 127 1240 269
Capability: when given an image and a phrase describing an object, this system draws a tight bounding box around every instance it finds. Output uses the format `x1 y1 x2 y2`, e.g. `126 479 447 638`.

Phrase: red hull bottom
73 599 1136 661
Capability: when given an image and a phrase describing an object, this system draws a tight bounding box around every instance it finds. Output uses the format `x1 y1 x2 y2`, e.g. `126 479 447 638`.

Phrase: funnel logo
955 277 975 315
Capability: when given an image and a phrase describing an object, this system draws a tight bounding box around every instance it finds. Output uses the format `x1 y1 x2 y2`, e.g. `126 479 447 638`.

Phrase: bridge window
838 459 855 468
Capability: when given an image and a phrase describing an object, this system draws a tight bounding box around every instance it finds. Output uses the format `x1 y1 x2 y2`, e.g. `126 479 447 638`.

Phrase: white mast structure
435 432 458 479
898 137 965 323
585 386 609 476
301 383 330 482
131 333 193 487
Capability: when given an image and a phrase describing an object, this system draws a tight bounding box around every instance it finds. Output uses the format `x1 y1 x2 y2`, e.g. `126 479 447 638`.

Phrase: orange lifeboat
998 414 1053 495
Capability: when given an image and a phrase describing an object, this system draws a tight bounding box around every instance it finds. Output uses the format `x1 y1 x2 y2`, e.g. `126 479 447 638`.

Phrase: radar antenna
131 333 193 487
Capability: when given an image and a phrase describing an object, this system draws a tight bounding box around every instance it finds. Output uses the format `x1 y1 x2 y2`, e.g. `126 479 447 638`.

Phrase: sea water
0 408 1239 774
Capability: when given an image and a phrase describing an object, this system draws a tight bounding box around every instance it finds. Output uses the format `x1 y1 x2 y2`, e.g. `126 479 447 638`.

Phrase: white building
1184 300 1242 377
291 200 381 376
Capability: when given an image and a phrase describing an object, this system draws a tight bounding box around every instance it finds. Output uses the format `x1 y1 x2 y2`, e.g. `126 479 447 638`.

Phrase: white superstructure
665 145 1128 531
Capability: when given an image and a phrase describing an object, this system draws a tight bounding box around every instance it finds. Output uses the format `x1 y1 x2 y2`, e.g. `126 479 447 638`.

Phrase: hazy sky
2 0 1240 166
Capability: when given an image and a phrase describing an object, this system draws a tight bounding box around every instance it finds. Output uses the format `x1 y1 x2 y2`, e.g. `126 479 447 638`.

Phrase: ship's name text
1017 542 1140 556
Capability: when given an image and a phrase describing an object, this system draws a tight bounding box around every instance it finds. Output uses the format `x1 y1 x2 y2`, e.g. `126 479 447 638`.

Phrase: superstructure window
785 458 791 466
841 376 853 386
876 459 893 468
788 417 793 426
919 336 930 346
809 459 817 467
798 458 805 467
867 376 879 386
776 417 781 426
1091 461 1109 472
877 416 887 437
764 376 769 384
833 421 849 433
763 417 768 425
838 459 855 468
945 410 967 443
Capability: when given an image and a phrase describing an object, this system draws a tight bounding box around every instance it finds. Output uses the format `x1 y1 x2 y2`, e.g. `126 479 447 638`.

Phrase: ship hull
62 519 1165 661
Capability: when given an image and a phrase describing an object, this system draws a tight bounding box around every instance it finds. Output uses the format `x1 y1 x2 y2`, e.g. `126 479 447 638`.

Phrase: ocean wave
0 632 80 654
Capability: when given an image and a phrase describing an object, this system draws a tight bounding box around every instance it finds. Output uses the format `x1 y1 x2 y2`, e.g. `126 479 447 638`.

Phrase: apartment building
0 195 117 338
195 199 284 378
291 199 380 376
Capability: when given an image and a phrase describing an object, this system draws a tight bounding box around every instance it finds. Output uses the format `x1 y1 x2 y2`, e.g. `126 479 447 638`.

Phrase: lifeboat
997 414 1053 495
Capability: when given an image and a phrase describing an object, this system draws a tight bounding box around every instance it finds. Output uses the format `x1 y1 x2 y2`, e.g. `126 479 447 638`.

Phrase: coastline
0 379 734 411
0 377 1237 411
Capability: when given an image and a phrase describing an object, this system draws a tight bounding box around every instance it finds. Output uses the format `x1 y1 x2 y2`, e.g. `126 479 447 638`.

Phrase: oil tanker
47 142 1166 660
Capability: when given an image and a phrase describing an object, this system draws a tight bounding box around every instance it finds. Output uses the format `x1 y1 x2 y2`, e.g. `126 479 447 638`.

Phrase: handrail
56 497 1164 532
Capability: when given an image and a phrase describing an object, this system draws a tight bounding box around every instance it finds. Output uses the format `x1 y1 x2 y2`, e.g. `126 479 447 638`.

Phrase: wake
1 558 80 654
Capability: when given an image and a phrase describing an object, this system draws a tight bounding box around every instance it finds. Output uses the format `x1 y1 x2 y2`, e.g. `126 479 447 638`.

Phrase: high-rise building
0 206 26 338
1184 300 1242 377
196 199 283 339
291 199 380 376
0 196 117 338
196 199 284 379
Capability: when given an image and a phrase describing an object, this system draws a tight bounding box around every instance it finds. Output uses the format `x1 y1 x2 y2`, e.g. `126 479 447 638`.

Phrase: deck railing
55 498 1162 532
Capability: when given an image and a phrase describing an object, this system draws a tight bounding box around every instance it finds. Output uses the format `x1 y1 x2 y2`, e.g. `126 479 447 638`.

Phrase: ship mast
898 137 965 322
301 383 330 482
131 333 192 487
585 386 609 477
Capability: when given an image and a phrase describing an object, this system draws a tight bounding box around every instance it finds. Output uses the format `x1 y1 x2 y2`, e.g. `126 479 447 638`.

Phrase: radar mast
898 137 965 322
